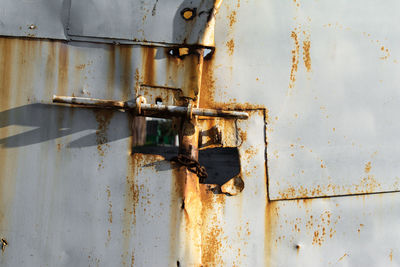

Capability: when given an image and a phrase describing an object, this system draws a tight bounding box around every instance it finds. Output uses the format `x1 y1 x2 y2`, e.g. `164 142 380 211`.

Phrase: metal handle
52 95 249 119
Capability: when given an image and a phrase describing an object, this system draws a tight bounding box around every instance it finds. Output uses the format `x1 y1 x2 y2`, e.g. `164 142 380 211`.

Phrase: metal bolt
181 8 196 20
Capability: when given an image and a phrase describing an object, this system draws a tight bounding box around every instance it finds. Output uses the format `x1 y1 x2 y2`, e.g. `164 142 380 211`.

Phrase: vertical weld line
263 108 271 201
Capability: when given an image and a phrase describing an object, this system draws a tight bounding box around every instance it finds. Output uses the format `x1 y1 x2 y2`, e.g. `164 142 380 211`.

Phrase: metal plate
204 0 400 199
67 0 216 46
0 0 68 40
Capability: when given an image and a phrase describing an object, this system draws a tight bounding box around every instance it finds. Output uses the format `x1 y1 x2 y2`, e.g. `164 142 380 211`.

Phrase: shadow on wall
135 145 240 186
0 103 131 148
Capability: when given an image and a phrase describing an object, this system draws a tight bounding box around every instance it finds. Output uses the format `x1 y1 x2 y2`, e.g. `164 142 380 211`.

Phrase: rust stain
302 39 311 72
95 110 113 169
228 10 237 28
338 253 348 262
45 40 57 98
390 249 393 261
0 38 22 233
265 200 279 267
141 47 156 86
364 161 372 173
57 42 69 96
289 31 300 89
379 46 390 60
121 150 140 266
200 186 225 266
118 46 133 100
311 210 335 246
278 172 383 199
75 63 86 70
106 186 113 224
199 56 216 109
226 39 235 56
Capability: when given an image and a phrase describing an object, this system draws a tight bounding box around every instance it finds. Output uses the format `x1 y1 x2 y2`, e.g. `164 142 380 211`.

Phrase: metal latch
52 95 249 120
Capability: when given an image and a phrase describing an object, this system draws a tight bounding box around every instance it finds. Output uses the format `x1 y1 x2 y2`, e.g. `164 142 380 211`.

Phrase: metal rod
52 95 249 119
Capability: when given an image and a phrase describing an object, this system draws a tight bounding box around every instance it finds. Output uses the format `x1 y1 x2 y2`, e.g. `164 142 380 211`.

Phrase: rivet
181 8 196 20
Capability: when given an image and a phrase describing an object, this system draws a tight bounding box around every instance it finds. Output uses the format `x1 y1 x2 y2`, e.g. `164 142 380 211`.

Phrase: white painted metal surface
1 0 400 266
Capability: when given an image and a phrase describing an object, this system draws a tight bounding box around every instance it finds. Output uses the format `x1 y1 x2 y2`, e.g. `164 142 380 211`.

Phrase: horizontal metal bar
52 95 249 119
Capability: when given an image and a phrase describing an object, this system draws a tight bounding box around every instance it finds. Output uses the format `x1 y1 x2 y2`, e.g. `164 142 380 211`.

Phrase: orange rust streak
141 47 156 86
338 253 348 262
106 186 113 224
228 10 237 28
200 186 225 266
0 38 16 232
302 39 311 72
226 39 235 56
57 43 69 96
365 161 372 173
118 46 133 100
95 110 114 170
265 200 279 267
121 152 140 266
289 31 300 89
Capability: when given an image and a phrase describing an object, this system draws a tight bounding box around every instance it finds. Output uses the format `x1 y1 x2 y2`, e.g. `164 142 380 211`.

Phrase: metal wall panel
205 0 400 199
0 0 68 40
1 0 400 266
67 0 216 46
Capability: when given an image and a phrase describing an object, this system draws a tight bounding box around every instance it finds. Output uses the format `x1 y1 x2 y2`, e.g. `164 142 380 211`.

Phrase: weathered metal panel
0 0 68 40
1 0 400 266
205 0 400 199
68 0 217 46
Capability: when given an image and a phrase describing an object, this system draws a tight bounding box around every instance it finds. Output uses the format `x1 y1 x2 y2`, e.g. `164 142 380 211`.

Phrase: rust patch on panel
95 110 113 171
228 10 237 28
277 172 384 199
141 47 156 86
289 31 300 89
45 41 57 98
106 186 113 224
265 200 279 266
121 151 140 266
95 110 113 158
200 186 226 266
0 38 21 233
302 39 311 72
226 39 235 56
364 161 372 173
